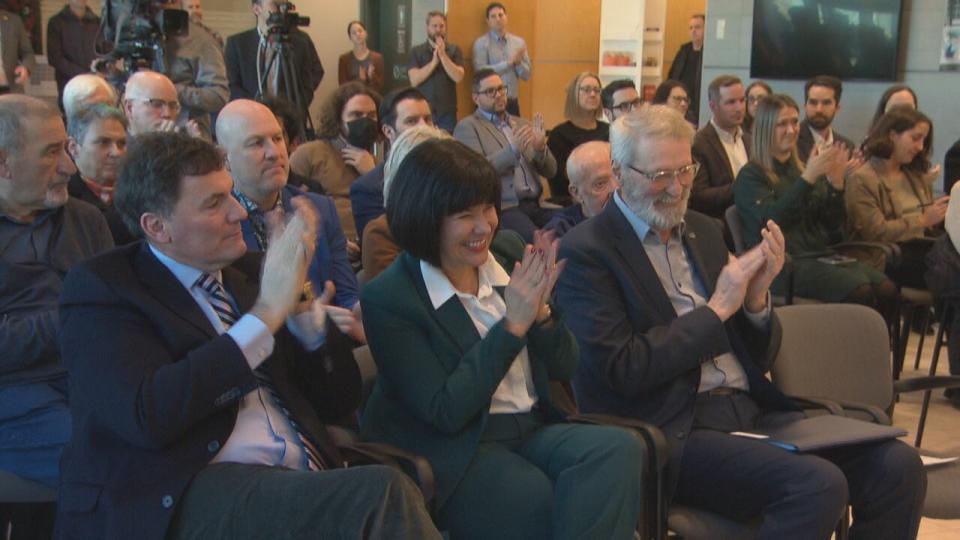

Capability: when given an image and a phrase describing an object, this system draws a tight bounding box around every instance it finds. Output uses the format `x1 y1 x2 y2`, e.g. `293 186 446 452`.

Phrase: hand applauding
504 230 566 336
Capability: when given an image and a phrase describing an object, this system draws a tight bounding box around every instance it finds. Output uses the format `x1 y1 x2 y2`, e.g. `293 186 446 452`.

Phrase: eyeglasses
579 86 602 95
612 98 643 114
133 98 181 113
477 85 507 98
628 162 700 185
670 95 690 104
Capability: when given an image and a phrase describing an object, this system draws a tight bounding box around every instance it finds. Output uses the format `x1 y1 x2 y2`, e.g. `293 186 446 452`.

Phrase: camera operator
224 0 323 120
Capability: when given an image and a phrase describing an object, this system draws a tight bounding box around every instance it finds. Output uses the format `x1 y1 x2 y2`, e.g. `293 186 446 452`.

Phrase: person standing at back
407 11 465 133
472 2 531 116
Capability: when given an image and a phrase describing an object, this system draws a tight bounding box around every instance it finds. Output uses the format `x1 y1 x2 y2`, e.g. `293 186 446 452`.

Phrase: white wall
297 1 360 121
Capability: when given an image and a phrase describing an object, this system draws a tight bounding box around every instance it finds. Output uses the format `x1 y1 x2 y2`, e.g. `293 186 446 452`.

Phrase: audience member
0 9 35 94
66 104 135 245
258 96 322 194
56 131 439 540
360 124 450 281
547 71 607 205
797 75 855 163
846 107 945 284
744 80 772 134
360 138 643 539
182 0 224 49
350 86 432 238
543 140 616 237
338 21 384 92
455 68 557 241
0 96 112 493
600 79 641 123
924 181 960 409
62 73 119 121
290 81 382 243
667 14 704 123
472 2 531 116
870 84 918 131
556 104 926 540
690 75 749 218
224 0 324 117
407 11 465 133
218 99 364 343
46 0 100 110
157 0 228 139
652 80 691 120
947 137 960 193
734 94 898 314
123 71 203 138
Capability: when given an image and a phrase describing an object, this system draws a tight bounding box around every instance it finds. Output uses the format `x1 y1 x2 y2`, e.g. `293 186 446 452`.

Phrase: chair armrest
788 395 891 425
567 413 669 469
894 375 960 394
788 395 845 416
338 441 437 514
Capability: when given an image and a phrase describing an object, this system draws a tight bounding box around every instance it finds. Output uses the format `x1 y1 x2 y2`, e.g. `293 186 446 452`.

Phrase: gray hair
62 74 119 120
382 124 451 204
610 105 695 171
67 104 128 144
566 140 611 187
0 95 60 153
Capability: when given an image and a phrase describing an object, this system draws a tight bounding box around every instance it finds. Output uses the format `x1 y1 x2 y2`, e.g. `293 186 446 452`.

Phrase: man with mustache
557 105 925 539
797 75 854 164
66 104 135 245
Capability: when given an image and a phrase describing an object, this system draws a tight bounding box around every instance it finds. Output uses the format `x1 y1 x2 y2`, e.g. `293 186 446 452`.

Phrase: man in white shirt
55 131 440 540
690 74 749 218
797 75 855 163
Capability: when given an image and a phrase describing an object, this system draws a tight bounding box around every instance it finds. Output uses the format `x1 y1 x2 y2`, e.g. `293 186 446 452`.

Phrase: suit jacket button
162 495 174 508
207 440 221 453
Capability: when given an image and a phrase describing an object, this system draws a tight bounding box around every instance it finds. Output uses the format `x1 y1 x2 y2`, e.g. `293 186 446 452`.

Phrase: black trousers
166 463 441 539
672 392 926 540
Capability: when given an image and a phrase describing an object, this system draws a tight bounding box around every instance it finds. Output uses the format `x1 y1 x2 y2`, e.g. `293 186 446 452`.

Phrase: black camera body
99 0 189 82
266 2 310 36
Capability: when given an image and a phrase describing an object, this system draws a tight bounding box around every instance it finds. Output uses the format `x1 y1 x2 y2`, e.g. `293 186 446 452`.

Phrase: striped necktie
194 273 327 471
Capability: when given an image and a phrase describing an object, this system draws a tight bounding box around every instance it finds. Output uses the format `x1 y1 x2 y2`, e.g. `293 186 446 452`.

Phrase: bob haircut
387 139 501 267
862 106 933 175
870 84 918 131
651 79 688 105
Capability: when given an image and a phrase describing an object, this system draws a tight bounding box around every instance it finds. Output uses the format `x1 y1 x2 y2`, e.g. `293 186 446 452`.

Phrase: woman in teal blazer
359 139 643 539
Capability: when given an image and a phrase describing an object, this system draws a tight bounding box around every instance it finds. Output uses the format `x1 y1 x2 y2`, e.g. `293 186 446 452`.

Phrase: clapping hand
503 230 566 336
310 281 367 344
744 220 786 312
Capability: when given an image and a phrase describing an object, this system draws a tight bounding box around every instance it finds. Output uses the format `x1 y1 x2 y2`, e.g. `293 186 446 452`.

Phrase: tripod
258 30 315 141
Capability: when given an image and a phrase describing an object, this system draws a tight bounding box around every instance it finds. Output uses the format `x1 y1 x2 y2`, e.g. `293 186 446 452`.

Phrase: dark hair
485 2 506 17
380 87 428 129
258 95 303 144
862 106 933 174
745 80 773 98
691 14 705 22
387 139 501 267
870 84 918 131
652 80 689 105
472 68 499 92
319 81 382 138
346 20 366 37
115 132 226 238
600 79 636 109
804 75 843 104
707 75 742 103
426 10 446 23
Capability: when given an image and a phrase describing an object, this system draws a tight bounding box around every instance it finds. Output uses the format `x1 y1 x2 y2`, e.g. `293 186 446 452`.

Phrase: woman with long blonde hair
546 71 608 204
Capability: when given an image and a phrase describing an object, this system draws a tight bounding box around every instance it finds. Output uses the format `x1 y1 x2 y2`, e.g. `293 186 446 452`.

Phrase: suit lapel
475 111 508 150
602 203 679 320
133 244 218 338
682 224 719 297
707 123 735 179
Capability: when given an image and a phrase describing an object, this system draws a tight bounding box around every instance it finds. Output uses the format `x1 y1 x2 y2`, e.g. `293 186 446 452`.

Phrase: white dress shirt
420 255 538 414
150 245 322 471
711 118 749 179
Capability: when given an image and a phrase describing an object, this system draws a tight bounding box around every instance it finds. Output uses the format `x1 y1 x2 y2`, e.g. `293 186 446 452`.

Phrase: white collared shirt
809 124 834 150
711 118 749 178
420 255 538 414
149 245 311 471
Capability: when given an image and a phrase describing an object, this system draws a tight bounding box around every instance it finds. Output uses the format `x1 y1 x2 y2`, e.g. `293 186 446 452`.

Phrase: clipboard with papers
731 415 908 453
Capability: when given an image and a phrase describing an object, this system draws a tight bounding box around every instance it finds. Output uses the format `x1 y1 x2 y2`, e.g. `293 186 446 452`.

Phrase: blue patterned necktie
194 273 327 471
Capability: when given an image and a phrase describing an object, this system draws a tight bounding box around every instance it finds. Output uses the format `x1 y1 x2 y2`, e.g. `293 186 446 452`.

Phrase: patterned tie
194 273 327 471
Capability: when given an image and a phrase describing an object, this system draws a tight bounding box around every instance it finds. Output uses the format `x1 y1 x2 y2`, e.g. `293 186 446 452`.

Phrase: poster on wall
942 0 960 70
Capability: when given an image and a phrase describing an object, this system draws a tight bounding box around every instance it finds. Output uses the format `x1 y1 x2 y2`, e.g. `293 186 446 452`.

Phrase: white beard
621 184 690 231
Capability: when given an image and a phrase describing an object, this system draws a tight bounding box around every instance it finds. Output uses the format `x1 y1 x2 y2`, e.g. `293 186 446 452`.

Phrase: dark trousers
166 462 441 540
673 393 926 540
436 412 644 540
501 200 556 243
506 98 520 116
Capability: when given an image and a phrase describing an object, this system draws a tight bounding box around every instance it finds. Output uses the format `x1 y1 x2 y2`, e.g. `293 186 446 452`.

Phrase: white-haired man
543 140 617 238
556 105 926 540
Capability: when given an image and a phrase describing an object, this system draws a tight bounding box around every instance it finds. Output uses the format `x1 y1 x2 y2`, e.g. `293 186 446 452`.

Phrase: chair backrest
724 205 746 254
771 304 894 412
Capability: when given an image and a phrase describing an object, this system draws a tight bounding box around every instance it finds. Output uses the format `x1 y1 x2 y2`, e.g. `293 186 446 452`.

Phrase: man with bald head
544 141 617 237
0 95 112 499
123 70 202 138
217 99 365 344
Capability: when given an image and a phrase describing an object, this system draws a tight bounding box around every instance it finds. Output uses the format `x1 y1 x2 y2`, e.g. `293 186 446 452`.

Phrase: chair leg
834 506 850 540
915 308 950 448
912 309 931 370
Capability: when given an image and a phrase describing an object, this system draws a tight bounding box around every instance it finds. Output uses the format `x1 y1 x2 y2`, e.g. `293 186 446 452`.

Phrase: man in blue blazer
55 132 439 540
557 106 926 540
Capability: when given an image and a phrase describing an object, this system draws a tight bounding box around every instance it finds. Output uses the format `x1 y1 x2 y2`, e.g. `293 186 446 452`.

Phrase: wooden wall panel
663 0 706 80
